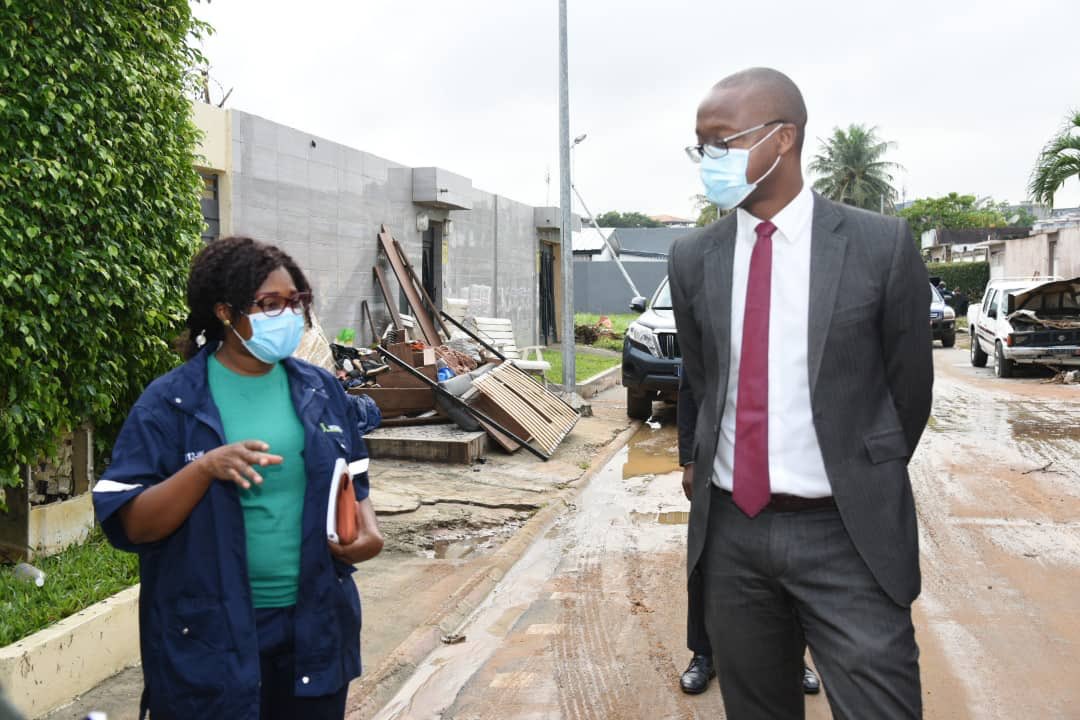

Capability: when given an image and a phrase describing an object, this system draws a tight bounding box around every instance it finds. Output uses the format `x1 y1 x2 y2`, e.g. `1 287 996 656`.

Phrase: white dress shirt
711 184 832 498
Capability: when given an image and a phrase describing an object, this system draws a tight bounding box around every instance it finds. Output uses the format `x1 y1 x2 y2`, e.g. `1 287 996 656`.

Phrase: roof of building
611 227 693 257
649 214 694 225
572 227 616 254
933 226 1031 245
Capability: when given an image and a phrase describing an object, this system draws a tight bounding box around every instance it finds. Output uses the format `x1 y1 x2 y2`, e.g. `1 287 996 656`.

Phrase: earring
195 330 207 347
223 319 231 327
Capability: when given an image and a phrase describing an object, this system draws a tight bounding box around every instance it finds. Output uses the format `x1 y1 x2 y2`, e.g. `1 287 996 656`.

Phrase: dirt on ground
41 389 633 720
368 345 1080 720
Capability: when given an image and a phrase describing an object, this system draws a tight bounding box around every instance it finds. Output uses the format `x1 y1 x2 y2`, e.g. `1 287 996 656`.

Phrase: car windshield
652 278 672 309
930 285 942 303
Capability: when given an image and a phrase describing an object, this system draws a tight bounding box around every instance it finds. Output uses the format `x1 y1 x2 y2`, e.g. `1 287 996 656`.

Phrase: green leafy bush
925 261 991 297
0 3 207 489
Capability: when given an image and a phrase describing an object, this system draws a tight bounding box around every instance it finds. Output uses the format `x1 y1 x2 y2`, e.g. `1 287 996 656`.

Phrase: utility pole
558 0 575 392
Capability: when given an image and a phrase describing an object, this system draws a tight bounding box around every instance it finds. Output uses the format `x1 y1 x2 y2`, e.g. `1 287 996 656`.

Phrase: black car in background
623 277 682 419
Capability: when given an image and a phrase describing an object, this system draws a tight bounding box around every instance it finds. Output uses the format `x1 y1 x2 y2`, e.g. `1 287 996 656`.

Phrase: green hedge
925 261 990 297
0 3 207 490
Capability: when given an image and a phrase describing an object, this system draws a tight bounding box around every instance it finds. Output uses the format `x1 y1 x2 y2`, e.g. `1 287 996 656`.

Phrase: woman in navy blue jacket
93 237 382 720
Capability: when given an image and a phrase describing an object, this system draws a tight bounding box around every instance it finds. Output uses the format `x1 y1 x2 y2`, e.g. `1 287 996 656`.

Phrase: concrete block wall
227 110 539 347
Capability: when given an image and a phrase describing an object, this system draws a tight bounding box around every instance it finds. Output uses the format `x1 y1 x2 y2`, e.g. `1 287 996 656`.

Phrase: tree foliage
1029 110 1080 209
693 194 731 227
898 193 1010 242
595 211 663 228
0 2 207 489
809 124 901 212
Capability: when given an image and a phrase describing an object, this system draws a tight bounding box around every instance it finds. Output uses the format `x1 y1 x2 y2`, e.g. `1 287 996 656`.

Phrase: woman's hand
329 498 383 564
196 440 283 490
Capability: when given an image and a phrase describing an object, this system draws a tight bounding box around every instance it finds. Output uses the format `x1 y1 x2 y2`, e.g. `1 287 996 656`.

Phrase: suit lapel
704 216 737 407
807 196 848 395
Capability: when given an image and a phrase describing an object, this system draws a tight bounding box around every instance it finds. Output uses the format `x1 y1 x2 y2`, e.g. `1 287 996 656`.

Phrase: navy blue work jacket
93 348 370 720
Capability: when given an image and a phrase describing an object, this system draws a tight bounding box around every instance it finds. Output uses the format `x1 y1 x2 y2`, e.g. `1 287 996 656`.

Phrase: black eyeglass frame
685 119 787 163
245 291 313 318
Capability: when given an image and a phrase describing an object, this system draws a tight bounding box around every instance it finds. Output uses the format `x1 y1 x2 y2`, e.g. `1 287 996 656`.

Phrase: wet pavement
365 346 1080 719
364 404 833 720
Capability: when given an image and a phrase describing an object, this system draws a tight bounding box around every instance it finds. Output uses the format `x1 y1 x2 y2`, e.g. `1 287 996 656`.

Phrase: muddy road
365 346 1080 719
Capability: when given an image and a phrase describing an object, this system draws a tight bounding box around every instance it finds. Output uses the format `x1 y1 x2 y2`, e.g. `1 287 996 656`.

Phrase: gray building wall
227 110 541 347
574 261 669 315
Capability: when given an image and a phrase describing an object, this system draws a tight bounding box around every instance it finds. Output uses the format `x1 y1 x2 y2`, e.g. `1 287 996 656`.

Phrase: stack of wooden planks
470 363 579 456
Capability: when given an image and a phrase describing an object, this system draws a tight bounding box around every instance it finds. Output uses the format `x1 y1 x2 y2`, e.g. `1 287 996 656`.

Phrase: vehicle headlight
626 323 663 357
944 307 955 320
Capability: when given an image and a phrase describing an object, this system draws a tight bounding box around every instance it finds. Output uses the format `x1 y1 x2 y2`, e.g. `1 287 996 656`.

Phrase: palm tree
809 124 901 212
1029 111 1080 209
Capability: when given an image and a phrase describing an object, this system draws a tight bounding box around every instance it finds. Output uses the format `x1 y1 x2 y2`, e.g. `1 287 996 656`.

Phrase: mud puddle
427 523 523 560
379 503 530 557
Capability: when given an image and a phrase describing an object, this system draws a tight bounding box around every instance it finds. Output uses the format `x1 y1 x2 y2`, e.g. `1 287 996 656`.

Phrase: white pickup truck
968 276 1080 377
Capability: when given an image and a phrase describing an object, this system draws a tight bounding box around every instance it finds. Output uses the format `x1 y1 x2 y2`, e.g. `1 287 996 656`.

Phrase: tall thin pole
558 0 575 392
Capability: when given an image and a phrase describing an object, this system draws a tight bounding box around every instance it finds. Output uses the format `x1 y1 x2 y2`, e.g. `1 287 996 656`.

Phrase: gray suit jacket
668 193 933 607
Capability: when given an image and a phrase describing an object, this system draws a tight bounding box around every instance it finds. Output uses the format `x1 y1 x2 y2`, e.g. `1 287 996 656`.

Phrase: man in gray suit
669 67 932 719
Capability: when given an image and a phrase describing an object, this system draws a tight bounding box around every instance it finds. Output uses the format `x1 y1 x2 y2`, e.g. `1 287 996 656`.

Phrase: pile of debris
318 225 579 461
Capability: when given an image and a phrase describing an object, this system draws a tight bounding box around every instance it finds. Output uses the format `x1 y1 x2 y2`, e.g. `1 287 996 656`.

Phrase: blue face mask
233 309 305 364
700 124 784 210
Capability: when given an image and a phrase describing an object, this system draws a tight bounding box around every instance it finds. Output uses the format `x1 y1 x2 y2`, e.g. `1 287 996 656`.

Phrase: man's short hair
715 67 808 152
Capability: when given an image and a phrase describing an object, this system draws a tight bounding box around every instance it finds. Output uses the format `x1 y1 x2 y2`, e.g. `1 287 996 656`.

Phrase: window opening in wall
199 172 220 242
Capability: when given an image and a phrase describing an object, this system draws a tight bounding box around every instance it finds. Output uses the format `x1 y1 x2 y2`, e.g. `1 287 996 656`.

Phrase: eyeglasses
685 119 786 163
248 291 313 317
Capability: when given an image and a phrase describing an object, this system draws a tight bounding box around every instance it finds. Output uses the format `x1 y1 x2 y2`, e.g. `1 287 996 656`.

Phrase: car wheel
626 388 653 420
994 341 1013 378
941 332 956 348
970 331 988 367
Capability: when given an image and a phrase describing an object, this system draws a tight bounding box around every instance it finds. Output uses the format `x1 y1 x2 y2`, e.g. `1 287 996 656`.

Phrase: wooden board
469 394 533 452
349 387 434 417
376 364 438 390
373 264 403 331
471 363 579 455
377 225 441 346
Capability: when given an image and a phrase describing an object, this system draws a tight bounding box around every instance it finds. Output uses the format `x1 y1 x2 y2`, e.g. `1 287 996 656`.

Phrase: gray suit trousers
703 487 921 720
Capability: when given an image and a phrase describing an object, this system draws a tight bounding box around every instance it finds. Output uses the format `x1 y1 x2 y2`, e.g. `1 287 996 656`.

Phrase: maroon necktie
732 220 775 517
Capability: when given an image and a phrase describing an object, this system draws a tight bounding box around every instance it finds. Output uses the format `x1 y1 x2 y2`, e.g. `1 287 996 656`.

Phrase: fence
573 260 668 314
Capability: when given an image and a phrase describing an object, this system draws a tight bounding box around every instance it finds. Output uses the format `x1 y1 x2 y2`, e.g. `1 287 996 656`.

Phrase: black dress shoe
680 654 715 694
803 665 821 695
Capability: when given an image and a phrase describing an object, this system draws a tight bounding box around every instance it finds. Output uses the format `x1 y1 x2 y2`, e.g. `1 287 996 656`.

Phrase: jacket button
174 397 182 404
181 627 189 635
301 676 310 685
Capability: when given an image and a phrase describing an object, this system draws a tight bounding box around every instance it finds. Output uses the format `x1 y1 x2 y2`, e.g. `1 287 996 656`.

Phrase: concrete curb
0 585 140 718
346 419 641 718
576 365 622 399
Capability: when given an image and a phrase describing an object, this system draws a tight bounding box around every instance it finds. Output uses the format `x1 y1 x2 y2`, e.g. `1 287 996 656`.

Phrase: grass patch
593 336 624 352
0 527 139 647
542 350 620 384
574 313 638 337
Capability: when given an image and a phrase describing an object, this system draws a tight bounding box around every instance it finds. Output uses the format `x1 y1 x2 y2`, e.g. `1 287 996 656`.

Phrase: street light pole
558 0 575 392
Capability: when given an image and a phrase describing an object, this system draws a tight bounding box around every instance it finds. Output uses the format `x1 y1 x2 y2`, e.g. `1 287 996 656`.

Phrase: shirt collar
736 183 814 245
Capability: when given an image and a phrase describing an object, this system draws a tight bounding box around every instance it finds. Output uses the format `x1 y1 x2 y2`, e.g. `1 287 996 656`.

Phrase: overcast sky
192 0 1080 220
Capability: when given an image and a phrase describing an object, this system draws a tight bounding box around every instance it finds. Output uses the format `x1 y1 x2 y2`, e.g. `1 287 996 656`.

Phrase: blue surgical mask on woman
700 124 784 210
233 309 305 364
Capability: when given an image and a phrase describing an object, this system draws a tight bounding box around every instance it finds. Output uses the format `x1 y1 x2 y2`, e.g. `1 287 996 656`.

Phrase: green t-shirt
208 355 307 608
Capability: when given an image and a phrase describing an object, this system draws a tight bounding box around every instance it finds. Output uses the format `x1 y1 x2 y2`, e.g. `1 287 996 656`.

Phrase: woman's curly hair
181 236 312 359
